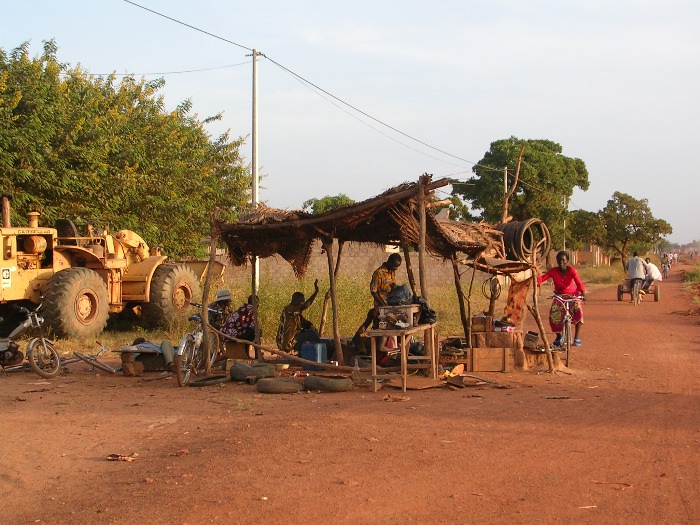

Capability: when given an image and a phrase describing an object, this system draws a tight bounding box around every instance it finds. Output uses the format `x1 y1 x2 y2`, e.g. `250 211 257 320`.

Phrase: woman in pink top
537 251 586 346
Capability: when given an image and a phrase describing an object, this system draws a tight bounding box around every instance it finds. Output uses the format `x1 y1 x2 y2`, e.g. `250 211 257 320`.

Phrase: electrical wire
89 60 251 77
122 0 481 170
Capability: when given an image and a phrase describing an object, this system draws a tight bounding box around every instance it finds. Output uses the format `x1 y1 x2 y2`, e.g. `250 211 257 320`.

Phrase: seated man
207 289 234 330
221 295 259 342
276 280 319 355
641 257 663 293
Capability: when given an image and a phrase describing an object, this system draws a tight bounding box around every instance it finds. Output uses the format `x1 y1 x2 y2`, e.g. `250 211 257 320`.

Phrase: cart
617 278 660 302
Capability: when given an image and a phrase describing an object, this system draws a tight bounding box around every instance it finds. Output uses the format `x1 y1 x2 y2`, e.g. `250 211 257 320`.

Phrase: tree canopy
302 194 355 214
568 191 672 264
0 41 251 257
452 137 589 246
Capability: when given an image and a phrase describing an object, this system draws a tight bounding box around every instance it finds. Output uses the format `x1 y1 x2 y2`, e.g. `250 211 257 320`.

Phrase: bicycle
552 294 584 368
174 302 221 386
72 340 117 374
630 278 643 306
0 302 60 378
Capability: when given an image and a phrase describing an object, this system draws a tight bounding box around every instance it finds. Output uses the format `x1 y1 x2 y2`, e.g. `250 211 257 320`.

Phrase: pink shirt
538 266 585 295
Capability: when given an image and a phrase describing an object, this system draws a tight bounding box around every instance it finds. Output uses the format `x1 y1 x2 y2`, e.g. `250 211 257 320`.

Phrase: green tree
302 194 355 214
569 192 672 266
452 137 589 246
0 41 250 257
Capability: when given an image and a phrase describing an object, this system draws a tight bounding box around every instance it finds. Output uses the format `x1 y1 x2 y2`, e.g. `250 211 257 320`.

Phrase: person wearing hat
208 289 234 330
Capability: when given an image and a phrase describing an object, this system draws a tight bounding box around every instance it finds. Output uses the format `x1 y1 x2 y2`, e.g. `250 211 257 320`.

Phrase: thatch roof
217 176 504 278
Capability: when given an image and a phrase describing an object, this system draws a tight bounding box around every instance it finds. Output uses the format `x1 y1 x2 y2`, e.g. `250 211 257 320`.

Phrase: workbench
367 323 437 393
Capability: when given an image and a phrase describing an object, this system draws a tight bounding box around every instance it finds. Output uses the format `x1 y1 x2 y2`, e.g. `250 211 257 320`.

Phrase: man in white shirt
641 257 663 293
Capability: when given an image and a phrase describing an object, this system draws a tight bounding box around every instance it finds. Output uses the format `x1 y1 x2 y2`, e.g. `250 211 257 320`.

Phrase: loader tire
43 268 109 338
142 264 199 328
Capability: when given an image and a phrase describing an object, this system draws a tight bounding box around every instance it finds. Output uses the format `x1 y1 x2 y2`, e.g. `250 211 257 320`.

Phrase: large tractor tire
142 263 200 328
43 267 109 338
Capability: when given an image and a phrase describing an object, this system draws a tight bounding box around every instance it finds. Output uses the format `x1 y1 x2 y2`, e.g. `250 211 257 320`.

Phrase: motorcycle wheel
27 338 61 378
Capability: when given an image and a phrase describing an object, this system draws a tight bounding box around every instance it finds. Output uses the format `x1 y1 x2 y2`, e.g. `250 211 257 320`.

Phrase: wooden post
451 254 470 344
319 241 344 336
466 261 478 349
402 242 418 297
323 239 345 366
201 209 221 375
418 177 429 302
528 254 554 372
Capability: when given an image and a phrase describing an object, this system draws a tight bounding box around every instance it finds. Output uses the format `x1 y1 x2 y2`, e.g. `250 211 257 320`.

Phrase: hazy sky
4 1 699 244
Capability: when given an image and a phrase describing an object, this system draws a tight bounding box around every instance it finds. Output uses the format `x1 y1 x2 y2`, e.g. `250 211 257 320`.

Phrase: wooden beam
402 242 418 297
418 175 429 301
323 240 345 366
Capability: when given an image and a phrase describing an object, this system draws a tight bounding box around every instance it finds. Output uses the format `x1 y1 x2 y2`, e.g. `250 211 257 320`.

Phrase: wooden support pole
201 208 220 375
528 254 554 372
323 239 345 366
466 260 478 349
418 177 429 301
451 254 470 344
402 242 418 297
319 241 344 336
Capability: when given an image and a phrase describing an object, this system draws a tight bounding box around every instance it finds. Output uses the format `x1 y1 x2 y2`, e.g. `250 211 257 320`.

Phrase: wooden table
367 323 437 393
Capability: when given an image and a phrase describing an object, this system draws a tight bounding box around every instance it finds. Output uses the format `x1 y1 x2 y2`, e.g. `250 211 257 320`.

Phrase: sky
4 0 699 244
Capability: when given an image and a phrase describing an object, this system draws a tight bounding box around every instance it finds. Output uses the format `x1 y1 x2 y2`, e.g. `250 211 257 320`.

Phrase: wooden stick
323 240 345 366
451 253 470 343
402 242 418 297
319 241 344 336
528 253 554 372
201 208 221 375
418 175 429 301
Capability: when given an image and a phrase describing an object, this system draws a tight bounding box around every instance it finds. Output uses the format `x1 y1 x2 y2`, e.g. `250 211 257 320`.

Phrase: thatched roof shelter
217 176 504 278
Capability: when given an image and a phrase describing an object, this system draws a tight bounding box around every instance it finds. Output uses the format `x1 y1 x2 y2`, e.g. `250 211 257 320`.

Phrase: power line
88 60 251 77
122 0 481 170
123 0 253 51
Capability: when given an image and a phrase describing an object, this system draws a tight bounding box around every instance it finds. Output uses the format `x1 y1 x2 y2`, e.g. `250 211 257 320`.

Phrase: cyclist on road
538 251 586 347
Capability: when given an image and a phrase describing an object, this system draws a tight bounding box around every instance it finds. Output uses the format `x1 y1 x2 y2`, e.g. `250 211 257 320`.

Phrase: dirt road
1 265 698 525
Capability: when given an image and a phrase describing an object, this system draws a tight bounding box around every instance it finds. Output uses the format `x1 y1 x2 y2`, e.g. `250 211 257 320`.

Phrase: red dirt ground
1 264 698 525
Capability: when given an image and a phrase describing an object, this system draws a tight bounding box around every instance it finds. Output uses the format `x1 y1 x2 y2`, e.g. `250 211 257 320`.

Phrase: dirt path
1 265 698 525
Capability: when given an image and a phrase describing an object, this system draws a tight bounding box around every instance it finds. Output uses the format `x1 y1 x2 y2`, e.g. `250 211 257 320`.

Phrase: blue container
301 343 327 371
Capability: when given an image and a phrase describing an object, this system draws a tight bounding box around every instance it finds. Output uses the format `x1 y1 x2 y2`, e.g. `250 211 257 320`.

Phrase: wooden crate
471 347 513 372
224 341 251 359
471 315 493 332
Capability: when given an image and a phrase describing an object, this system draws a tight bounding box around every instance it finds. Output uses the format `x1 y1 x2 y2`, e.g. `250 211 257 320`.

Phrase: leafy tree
302 194 355 214
452 137 589 246
0 41 250 257
569 192 672 266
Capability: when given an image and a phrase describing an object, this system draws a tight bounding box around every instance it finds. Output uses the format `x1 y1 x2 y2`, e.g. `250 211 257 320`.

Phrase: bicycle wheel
562 319 572 367
632 279 641 305
73 351 117 374
175 336 196 387
27 338 61 378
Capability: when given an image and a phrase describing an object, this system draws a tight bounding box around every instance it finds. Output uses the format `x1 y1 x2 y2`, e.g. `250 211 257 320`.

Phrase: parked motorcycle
0 303 60 378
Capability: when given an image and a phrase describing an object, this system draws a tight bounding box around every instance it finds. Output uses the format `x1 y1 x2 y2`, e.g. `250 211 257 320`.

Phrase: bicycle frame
552 294 582 367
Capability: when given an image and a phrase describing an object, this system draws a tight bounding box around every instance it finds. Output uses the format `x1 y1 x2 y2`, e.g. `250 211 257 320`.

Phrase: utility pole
250 49 261 294
503 166 508 196
562 195 568 251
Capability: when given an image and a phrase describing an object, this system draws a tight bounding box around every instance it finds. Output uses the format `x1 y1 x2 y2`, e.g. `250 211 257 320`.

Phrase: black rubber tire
73 351 117 374
142 264 200 328
304 375 353 392
256 377 305 394
188 374 230 387
617 285 624 302
175 337 196 387
43 268 109 338
27 339 61 378
229 362 275 381
654 286 660 302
